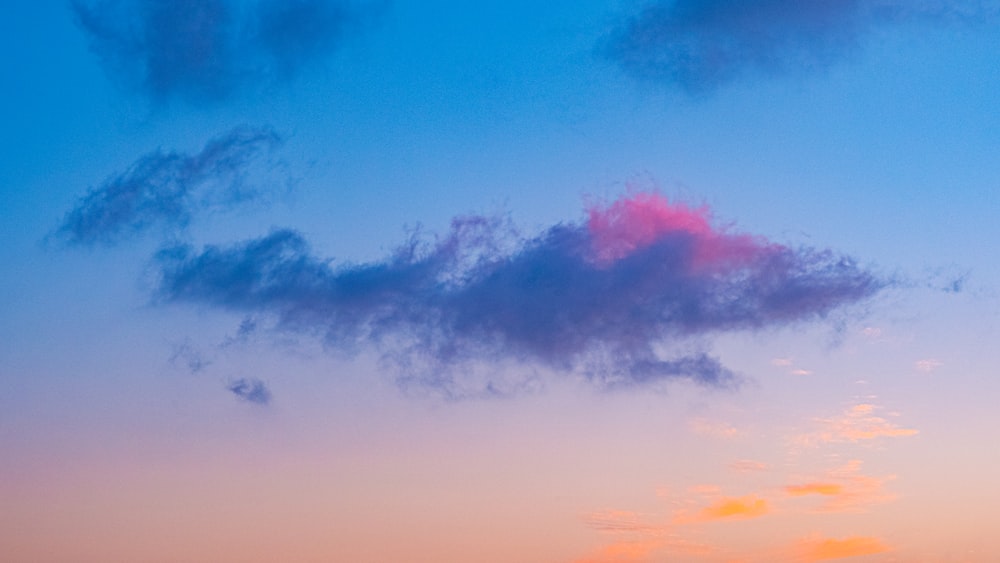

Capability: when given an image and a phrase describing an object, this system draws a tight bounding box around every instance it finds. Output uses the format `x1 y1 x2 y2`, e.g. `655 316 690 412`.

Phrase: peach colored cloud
786 460 896 513
795 403 918 446
584 510 664 535
689 418 742 439
577 510 715 562
785 483 842 496
575 538 664 562
698 495 769 521
574 536 716 563
728 460 769 473
797 535 890 561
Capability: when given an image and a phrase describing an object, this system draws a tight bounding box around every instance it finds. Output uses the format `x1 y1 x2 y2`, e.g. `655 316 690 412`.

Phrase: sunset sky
3 1 1000 561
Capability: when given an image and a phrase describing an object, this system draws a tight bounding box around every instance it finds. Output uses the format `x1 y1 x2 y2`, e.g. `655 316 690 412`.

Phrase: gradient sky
3 1 1000 562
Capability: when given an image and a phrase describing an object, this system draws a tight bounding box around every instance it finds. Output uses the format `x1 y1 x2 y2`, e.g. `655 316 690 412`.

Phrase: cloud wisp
72 0 378 104
153 192 883 394
227 377 272 405
607 0 999 95
795 402 918 446
785 460 896 513
55 125 282 247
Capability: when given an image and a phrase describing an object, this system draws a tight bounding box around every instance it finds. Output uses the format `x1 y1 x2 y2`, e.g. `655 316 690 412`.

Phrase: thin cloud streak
795 535 890 561
153 192 883 393
607 0 1000 95
72 0 379 104
55 126 282 247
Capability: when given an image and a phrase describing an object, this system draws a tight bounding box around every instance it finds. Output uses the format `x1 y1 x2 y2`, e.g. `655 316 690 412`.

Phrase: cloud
584 510 665 535
688 418 741 439
578 510 715 562
728 459 768 473
786 483 843 497
695 495 768 521
168 339 211 374
55 125 282 246
226 377 271 404
153 192 883 393
796 403 918 445
72 0 378 104
795 535 890 561
606 0 998 95
914 358 942 373
797 460 896 513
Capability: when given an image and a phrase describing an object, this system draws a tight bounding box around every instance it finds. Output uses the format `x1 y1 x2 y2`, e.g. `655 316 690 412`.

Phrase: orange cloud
785 483 842 496
786 460 895 513
576 539 664 562
574 535 716 563
798 536 890 561
698 495 768 521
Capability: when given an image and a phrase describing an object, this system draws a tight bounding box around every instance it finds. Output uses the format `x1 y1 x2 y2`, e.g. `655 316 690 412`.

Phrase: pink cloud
728 460 769 473
586 192 773 271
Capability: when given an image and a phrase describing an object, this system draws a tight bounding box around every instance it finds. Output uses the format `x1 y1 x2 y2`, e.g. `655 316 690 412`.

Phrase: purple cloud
607 0 997 95
55 125 282 246
72 0 378 104
227 377 272 405
153 193 884 394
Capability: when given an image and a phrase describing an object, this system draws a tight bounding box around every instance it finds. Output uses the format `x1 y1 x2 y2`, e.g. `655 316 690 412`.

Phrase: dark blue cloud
153 195 884 393
607 0 997 95
55 125 282 246
72 0 378 104
227 377 272 404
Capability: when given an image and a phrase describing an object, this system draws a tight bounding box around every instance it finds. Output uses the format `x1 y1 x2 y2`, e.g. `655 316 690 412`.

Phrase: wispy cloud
688 418 742 439
796 402 918 446
55 126 282 246
728 459 769 473
785 460 895 513
152 192 883 394
694 495 768 521
226 377 271 405
72 0 380 104
607 0 999 95
914 358 943 373
578 510 715 562
584 510 665 535
785 483 842 497
795 535 890 561
167 339 211 374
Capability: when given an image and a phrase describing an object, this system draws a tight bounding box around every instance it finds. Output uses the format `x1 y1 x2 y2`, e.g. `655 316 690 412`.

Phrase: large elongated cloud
72 0 377 104
154 193 882 392
608 0 998 95
56 125 282 246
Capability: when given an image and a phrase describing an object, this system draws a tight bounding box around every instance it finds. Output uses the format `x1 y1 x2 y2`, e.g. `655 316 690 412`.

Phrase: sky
2 1 1000 561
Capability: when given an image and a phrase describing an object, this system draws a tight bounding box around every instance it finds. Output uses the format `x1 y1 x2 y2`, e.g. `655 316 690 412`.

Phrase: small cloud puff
227 377 272 404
